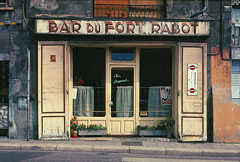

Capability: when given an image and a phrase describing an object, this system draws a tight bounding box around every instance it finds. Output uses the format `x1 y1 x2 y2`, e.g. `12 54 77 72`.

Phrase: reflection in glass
140 48 172 117
111 68 134 117
73 48 106 117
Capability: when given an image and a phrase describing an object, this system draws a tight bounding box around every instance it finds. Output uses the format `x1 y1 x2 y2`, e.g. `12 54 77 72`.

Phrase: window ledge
0 7 14 11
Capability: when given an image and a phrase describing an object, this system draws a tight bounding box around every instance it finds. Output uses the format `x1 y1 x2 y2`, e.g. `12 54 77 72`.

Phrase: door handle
109 101 113 107
66 90 69 95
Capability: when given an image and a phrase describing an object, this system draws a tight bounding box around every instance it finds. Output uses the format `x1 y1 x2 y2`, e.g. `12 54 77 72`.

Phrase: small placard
72 88 78 99
50 55 56 62
140 111 148 117
187 64 198 96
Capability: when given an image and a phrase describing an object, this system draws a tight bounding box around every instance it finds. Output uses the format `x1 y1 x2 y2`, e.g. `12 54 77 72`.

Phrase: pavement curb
0 142 240 158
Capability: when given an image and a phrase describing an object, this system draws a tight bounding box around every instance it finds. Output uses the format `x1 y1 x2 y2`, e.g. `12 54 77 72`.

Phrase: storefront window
140 48 172 117
73 48 106 117
0 61 9 133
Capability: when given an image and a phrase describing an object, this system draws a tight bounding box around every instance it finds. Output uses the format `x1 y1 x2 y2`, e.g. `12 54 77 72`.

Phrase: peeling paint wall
29 0 92 17
167 0 202 19
208 0 240 143
0 0 33 139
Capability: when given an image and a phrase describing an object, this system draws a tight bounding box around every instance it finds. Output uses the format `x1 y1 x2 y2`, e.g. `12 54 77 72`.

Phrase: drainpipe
27 48 30 141
220 0 223 59
188 0 207 18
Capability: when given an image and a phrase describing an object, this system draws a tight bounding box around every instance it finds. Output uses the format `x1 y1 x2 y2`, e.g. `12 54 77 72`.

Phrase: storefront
36 19 208 141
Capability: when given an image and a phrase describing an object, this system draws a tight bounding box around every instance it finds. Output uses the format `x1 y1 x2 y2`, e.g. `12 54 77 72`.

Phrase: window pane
111 48 135 62
112 53 135 61
111 68 134 117
73 48 105 117
140 48 172 117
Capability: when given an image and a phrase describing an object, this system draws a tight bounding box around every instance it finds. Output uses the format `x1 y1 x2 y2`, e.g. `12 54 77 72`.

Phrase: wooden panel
111 121 121 133
182 47 203 113
178 43 207 142
77 120 88 126
42 45 64 113
42 116 65 137
90 120 106 127
182 117 203 136
124 120 134 133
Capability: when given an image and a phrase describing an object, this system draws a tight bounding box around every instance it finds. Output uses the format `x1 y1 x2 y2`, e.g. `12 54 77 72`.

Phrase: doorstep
70 137 113 141
70 136 177 142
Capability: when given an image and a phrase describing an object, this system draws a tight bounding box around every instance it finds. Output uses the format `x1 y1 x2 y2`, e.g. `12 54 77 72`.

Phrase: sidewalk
0 137 240 157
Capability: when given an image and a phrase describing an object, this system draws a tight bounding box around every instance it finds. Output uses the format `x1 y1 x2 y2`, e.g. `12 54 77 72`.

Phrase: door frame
38 41 70 139
108 65 137 135
69 42 178 136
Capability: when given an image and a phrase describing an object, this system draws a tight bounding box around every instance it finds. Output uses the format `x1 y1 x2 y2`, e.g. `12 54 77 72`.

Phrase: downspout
188 0 207 18
220 0 232 61
220 0 223 59
27 48 30 141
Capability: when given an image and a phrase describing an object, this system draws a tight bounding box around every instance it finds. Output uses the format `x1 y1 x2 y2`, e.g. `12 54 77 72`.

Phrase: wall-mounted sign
36 20 209 36
232 0 240 6
160 87 172 105
187 64 198 96
50 55 56 62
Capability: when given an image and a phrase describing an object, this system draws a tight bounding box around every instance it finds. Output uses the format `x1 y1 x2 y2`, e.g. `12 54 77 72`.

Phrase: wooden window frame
0 0 13 11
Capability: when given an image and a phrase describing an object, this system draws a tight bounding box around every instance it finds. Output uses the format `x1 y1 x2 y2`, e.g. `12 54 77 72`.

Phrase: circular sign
190 65 196 70
190 88 196 93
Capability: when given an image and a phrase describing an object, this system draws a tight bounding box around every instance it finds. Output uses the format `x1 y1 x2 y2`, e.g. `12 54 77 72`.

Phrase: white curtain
73 86 94 117
116 86 133 117
148 86 161 117
148 86 172 117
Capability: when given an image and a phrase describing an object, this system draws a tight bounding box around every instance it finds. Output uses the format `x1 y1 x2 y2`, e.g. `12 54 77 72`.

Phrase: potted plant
78 124 107 136
137 125 167 137
159 116 175 138
70 115 78 138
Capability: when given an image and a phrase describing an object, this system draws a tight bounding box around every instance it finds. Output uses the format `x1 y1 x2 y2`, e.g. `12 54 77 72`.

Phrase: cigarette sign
187 64 198 96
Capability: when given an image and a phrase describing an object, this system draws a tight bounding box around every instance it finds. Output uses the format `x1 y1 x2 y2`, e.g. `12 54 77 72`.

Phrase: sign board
160 87 172 104
36 20 209 36
187 64 198 96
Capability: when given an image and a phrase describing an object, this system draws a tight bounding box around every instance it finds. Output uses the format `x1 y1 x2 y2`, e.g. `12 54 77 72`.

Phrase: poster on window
187 64 198 96
160 87 172 105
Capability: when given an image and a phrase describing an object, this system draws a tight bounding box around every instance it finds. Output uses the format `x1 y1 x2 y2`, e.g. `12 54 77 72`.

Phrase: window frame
0 0 13 11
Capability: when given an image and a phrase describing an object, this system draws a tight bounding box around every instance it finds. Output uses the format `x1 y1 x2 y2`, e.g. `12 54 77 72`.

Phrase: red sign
50 55 56 62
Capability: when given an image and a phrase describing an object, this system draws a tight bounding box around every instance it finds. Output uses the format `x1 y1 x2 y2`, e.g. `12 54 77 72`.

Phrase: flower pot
71 130 78 138
138 130 167 137
78 129 107 136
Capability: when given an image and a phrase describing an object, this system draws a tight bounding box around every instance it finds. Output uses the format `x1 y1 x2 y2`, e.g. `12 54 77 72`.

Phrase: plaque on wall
187 64 198 96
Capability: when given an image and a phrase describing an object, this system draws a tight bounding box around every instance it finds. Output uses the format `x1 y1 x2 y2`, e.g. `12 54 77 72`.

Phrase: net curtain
73 86 94 116
116 86 133 117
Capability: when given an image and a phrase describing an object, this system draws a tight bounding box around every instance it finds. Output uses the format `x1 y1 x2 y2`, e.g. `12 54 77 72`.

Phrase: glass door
109 66 136 135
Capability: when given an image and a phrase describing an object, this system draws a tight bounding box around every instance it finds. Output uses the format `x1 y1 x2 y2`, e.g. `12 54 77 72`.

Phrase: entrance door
0 61 9 136
109 66 136 135
177 43 207 142
38 42 70 139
